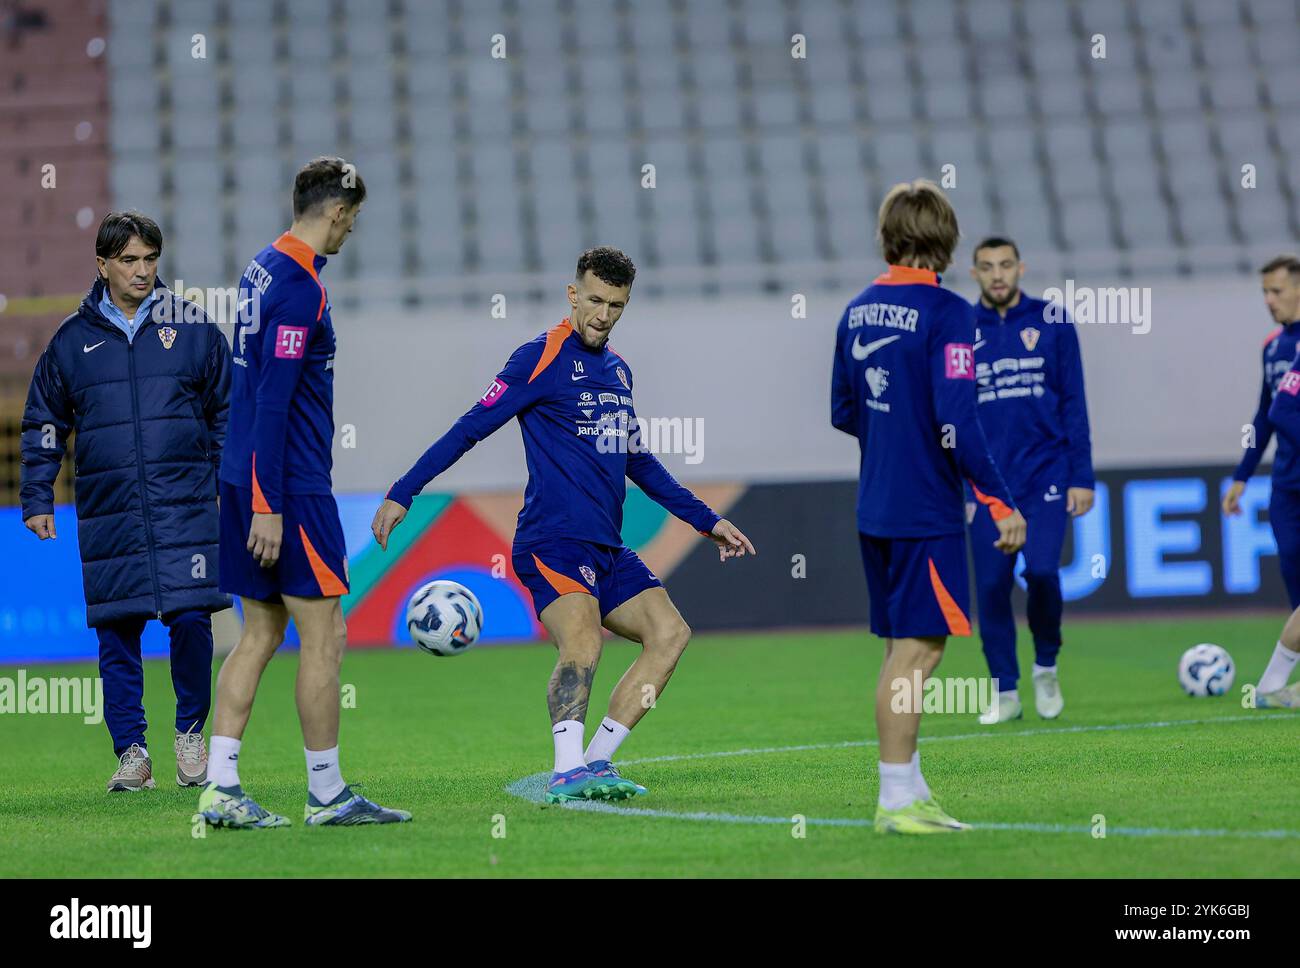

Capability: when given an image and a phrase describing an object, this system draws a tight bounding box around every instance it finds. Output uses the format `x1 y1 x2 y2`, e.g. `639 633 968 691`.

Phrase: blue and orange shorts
512 538 662 620
219 482 350 602
858 531 971 639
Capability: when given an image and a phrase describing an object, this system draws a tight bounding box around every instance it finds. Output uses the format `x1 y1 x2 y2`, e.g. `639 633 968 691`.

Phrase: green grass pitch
3 616 1298 877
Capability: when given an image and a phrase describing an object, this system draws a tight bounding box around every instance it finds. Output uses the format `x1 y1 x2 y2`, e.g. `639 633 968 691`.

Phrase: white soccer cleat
1255 683 1300 710
978 690 1023 725
1033 666 1064 719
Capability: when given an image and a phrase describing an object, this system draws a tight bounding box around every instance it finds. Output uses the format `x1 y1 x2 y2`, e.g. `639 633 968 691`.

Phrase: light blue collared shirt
98 286 161 343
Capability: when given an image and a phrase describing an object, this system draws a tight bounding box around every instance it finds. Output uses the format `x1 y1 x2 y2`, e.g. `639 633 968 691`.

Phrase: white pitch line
504 711 1300 840
614 711 1298 766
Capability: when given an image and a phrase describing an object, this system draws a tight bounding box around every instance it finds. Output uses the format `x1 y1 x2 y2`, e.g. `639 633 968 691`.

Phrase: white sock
878 760 916 810
1001 688 1020 703
1258 642 1300 693
910 751 931 801
583 716 630 764
305 746 346 805
552 719 587 773
1032 663 1055 678
209 735 241 789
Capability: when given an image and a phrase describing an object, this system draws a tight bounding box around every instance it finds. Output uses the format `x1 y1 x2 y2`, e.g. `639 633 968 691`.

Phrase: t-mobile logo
1280 371 1300 396
944 343 974 379
480 378 509 407
274 325 308 359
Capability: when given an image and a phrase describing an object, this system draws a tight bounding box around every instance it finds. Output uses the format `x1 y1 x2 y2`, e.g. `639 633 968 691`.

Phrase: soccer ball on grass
1177 643 1234 697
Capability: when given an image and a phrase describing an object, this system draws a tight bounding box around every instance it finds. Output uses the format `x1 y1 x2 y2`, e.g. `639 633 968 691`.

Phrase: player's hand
1066 487 1094 518
1222 480 1245 516
247 512 283 568
372 499 408 550
708 519 755 562
994 509 1027 555
24 514 56 540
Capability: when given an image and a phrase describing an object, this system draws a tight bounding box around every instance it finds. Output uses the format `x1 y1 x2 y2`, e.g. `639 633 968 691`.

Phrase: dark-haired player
967 237 1094 724
199 157 412 827
373 247 754 802
832 180 1024 834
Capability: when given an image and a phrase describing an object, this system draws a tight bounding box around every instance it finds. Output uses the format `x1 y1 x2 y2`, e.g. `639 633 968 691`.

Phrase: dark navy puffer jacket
20 278 233 627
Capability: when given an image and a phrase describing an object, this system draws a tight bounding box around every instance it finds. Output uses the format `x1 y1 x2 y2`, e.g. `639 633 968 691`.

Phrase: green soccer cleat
304 786 412 825
197 781 290 829
875 799 969 835
544 767 604 803
586 759 645 799
913 797 971 830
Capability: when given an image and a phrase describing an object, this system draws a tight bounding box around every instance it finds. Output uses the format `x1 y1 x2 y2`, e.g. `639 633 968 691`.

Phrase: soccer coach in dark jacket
20 211 232 793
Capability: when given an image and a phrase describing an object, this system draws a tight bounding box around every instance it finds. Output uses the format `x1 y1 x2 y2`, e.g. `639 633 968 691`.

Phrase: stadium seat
93 0 1300 299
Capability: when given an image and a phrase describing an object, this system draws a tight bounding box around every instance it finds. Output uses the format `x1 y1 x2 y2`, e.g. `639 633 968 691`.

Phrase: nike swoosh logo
974 340 987 351
553 726 567 734
602 724 614 733
83 341 106 353
311 763 331 771
851 334 901 360
570 374 588 381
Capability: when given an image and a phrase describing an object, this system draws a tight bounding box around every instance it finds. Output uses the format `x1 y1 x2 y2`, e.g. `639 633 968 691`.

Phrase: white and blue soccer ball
406 580 483 657
1178 643 1235 697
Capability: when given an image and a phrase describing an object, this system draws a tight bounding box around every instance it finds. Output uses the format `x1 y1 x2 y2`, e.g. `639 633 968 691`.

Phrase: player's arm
20 346 73 540
1225 372 1274 516
930 303 1025 553
830 307 857 437
246 284 317 566
625 448 755 562
373 340 557 548
200 316 233 494
1056 317 1095 517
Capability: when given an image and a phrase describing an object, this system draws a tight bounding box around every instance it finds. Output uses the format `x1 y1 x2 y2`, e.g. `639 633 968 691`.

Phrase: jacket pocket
188 398 211 458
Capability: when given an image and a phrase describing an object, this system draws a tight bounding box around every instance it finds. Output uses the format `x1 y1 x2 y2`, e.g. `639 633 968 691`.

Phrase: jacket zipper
125 332 164 619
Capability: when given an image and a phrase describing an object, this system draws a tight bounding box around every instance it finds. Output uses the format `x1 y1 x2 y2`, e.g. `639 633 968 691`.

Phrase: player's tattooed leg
548 660 596 724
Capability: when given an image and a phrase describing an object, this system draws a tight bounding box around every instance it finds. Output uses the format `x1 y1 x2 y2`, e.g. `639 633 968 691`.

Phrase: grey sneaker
108 744 156 792
175 726 208 787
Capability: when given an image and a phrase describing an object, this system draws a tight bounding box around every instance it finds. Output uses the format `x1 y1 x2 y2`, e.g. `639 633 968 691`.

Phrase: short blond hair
876 179 960 272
